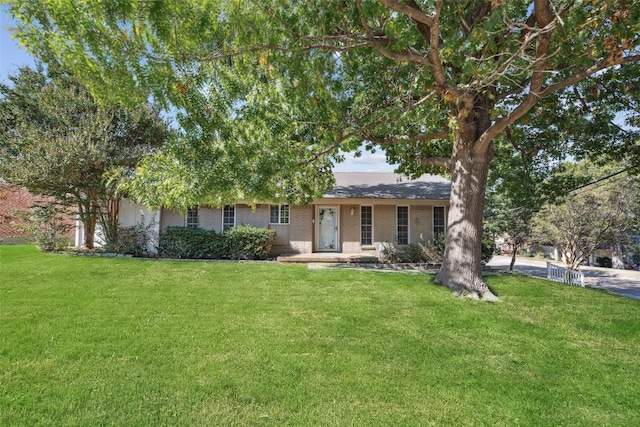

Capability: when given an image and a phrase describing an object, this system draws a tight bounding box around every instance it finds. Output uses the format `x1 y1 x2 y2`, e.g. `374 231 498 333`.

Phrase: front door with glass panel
317 206 339 251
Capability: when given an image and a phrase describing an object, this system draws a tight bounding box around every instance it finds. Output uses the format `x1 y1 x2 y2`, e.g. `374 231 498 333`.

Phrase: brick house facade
0 184 75 243
92 173 451 256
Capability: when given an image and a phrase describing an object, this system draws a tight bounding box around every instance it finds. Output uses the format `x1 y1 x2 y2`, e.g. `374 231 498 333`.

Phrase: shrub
420 234 446 264
159 227 223 259
103 220 156 256
400 243 428 263
223 225 275 260
159 225 275 260
379 241 399 263
596 256 612 268
380 236 444 264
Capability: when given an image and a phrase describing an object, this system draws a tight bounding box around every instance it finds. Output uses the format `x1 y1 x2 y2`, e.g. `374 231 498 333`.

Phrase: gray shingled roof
325 172 451 200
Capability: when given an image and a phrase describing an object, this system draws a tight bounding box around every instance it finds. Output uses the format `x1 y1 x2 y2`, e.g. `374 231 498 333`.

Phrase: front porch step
277 253 380 263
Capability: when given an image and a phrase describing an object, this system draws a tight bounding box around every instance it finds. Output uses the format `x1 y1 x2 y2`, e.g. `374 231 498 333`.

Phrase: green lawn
1 245 639 426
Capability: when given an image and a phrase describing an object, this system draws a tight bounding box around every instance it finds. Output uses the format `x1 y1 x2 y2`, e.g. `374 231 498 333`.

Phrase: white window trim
433 206 446 236
396 205 410 245
269 204 290 225
222 204 236 231
185 207 199 228
360 204 374 247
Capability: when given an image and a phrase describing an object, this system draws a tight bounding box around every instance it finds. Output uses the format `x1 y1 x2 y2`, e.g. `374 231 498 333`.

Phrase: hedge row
159 225 276 260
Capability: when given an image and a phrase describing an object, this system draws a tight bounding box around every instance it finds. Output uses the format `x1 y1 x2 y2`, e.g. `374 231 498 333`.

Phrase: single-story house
79 172 451 255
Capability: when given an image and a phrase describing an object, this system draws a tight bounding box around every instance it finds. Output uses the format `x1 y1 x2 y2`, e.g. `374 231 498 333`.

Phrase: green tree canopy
0 64 170 248
4 0 639 299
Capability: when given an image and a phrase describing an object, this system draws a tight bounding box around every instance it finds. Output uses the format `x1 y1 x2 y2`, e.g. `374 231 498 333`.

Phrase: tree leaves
0 64 170 245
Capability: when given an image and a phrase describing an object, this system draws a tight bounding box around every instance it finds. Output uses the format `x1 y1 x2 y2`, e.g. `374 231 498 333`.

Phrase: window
361 205 373 246
433 206 445 236
270 204 290 224
223 205 235 231
186 207 198 228
397 206 409 245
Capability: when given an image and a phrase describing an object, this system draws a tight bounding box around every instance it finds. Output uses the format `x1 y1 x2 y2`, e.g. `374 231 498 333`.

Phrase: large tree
5 1 640 299
0 64 169 248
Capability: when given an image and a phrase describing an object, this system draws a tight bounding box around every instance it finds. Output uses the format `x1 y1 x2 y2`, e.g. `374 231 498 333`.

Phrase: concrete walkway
487 255 640 300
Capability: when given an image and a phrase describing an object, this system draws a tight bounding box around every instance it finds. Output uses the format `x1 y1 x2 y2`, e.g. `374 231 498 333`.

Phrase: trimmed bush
223 225 276 260
159 225 275 260
159 226 223 259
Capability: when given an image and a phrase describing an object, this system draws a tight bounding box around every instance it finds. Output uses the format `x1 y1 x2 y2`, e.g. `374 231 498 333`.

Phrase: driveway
486 255 640 300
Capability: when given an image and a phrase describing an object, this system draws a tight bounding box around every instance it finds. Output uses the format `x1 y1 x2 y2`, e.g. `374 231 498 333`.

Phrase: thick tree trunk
435 144 497 301
434 94 498 301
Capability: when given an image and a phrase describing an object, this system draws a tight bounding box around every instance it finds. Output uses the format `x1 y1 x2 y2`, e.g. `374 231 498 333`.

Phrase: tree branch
425 1 470 106
420 156 452 169
474 0 557 153
363 130 449 145
479 53 640 153
355 0 432 67
405 0 432 43
540 54 640 97
378 0 435 27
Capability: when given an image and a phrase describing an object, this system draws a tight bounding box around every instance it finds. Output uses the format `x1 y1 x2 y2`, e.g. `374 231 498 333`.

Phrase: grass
1 245 639 426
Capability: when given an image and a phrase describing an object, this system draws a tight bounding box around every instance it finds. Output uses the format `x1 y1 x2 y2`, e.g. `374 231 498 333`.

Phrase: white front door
317 206 339 251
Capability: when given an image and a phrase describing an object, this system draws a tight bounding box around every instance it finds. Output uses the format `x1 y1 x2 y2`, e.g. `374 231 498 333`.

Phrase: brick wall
160 207 186 230
198 207 223 232
340 204 361 253
289 205 313 254
410 205 432 242
0 184 75 243
236 204 269 228
373 204 396 246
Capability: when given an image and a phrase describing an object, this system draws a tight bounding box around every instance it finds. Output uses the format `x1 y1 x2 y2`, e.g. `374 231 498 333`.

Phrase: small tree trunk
435 138 497 301
509 243 518 272
98 194 121 246
84 216 96 249
78 199 96 249
612 243 625 269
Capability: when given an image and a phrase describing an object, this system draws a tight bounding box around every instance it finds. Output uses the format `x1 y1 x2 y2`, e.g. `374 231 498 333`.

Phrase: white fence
546 262 585 287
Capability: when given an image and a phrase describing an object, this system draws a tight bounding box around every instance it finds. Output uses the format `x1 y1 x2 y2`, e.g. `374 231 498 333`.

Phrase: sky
0 8 35 82
0 7 394 173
